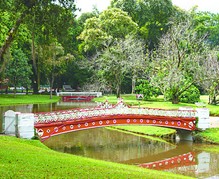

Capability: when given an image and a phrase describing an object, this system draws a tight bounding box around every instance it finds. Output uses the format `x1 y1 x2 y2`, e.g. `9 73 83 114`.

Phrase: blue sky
75 0 219 16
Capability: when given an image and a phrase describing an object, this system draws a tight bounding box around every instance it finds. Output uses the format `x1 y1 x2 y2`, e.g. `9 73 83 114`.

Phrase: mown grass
194 128 219 144
93 94 219 116
0 94 60 106
0 135 193 179
107 126 171 144
110 126 176 138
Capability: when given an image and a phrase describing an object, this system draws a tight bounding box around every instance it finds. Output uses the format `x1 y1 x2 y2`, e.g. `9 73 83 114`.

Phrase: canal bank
1 96 219 178
0 135 191 179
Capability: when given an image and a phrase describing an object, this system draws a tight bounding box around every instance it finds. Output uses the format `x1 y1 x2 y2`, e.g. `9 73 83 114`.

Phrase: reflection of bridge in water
34 100 197 141
135 142 198 170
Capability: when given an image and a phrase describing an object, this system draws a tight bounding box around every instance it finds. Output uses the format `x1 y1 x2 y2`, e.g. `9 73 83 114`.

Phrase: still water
1 101 219 178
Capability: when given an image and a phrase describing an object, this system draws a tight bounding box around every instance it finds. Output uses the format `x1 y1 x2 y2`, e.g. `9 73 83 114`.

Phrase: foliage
111 0 174 49
150 19 209 104
135 79 160 100
78 8 138 53
179 85 200 103
93 36 146 97
5 48 32 93
38 42 74 98
194 12 219 47
0 135 190 179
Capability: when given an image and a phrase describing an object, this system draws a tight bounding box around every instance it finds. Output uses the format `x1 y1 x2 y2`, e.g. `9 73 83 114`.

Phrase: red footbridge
34 100 197 141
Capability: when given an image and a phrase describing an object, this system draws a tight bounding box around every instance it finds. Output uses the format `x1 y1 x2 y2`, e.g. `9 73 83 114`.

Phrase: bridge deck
34 101 197 140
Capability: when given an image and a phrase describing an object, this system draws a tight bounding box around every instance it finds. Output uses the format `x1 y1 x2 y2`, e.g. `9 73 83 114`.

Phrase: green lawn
194 128 219 144
110 126 176 138
0 94 60 106
93 94 219 116
0 135 193 179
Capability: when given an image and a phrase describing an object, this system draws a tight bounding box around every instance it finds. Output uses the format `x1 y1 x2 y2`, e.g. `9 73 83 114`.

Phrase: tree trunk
49 76 54 99
116 84 121 98
172 94 179 104
131 76 136 94
31 30 39 94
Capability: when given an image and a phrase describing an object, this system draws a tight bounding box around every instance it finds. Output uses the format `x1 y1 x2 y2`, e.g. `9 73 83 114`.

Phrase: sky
75 0 219 16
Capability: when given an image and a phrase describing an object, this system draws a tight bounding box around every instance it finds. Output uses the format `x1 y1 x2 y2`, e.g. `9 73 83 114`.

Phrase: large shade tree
78 8 138 54
110 0 174 50
0 0 77 93
93 36 146 97
38 41 74 99
150 20 208 104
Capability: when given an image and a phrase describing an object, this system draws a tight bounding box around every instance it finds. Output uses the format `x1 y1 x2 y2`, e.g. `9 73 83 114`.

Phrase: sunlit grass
111 126 176 137
0 135 192 179
194 128 219 144
93 94 219 116
0 94 60 106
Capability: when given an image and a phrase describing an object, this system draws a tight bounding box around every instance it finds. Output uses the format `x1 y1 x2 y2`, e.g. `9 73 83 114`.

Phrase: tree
93 36 146 97
78 8 138 53
38 42 74 99
6 48 32 94
27 2 76 94
202 48 219 104
0 0 77 93
194 12 219 47
111 0 174 50
150 20 208 104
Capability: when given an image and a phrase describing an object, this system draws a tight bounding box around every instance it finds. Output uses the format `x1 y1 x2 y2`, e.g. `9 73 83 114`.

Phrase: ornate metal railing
34 101 196 124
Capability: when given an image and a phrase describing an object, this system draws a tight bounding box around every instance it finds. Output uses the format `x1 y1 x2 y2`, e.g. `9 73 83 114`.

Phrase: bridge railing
34 101 196 124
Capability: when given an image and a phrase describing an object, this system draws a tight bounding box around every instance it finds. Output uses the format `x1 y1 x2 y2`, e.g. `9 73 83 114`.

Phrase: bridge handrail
34 101 196 124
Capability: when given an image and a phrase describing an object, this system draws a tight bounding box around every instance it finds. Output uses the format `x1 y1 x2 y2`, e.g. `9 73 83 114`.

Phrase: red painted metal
62 96 95 102
34 101 197 141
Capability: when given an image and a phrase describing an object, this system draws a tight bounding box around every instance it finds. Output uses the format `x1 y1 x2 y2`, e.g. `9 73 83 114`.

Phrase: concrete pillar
3 110 35 139
176 129 193 141
196 108 210 130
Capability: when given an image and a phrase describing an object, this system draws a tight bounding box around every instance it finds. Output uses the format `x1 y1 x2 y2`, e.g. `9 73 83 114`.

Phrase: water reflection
44 128 175 163
44 128 219 178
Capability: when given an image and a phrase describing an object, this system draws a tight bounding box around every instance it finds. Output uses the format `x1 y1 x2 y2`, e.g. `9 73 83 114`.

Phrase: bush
179 85 200 103
135 79 160 100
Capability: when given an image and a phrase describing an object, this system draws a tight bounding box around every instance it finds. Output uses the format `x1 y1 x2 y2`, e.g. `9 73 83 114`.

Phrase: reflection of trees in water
44 128 174 162
44 128 219 178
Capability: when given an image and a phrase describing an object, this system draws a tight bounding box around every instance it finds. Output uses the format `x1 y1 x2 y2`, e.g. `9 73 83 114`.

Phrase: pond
1 101 219 178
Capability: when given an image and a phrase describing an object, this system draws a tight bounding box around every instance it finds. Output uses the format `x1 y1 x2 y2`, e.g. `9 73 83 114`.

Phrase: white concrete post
4 110 35 139
196 108 210 130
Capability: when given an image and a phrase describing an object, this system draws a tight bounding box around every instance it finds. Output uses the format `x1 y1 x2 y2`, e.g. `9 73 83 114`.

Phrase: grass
106 126 172 144
93 94 219 116
0 135 193 179
109 126 176 138
194 128 219 144
0 94 60 106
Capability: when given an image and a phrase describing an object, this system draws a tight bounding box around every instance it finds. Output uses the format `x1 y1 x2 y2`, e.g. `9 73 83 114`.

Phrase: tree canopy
1 0 219 105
